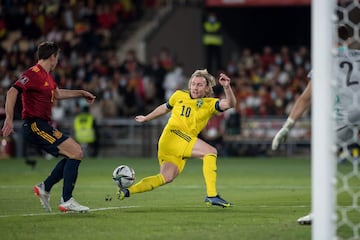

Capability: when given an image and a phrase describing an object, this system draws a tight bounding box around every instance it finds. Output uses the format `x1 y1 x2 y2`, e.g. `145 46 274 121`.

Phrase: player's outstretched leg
116 174 166 201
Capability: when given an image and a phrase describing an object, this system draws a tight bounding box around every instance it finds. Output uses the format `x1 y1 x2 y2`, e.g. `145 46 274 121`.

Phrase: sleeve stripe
166 102 173 110
215 100 223 112
13 85 22 93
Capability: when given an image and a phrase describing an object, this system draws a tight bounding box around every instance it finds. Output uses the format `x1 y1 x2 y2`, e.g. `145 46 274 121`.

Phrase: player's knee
163 175 175 184
161 171 177 183
68 146 84 160
75 150 84 160
59 139 84 160
207 145 217 156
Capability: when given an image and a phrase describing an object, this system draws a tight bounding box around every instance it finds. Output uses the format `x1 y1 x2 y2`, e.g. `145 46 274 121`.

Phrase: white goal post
312 0 360 239
311 0 336 239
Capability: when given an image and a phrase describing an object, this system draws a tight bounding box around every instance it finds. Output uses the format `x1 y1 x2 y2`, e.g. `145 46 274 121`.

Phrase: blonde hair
188 69 216 97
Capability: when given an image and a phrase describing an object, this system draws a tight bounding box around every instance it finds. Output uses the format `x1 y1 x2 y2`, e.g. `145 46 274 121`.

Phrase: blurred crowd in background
0 0 311 124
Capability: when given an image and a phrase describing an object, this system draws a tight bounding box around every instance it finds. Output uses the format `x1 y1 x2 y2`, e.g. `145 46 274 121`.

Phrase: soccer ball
112 165 135 188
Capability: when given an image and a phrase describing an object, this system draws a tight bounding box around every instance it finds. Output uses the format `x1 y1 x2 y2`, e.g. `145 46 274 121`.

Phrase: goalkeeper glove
271 118 295 150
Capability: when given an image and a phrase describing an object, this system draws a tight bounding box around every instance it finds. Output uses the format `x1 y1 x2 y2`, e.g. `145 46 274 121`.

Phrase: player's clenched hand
218 73 231 88
83 91 96 104
271 118 295 150
135 115 146 123
1 119 14 137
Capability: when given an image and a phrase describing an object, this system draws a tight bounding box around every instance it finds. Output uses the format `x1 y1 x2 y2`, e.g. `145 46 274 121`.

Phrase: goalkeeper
271 74 312 225
118 69 236 208
272 25 360 225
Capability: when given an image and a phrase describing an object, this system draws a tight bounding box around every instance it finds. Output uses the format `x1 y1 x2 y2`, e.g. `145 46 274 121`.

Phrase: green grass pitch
0 156 312 240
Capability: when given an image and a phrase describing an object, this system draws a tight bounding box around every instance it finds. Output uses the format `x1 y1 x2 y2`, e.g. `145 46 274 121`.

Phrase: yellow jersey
164 90 221 137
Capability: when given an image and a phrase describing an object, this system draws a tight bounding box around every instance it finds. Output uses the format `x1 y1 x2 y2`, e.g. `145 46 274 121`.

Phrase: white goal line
0 205 138 218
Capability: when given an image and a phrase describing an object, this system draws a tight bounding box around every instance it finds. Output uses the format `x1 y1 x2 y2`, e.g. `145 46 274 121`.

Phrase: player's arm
54 88 96 104
289 81 312 121
135 103 170 123
1 87 19 136
218 73 236 111
272 81 312 150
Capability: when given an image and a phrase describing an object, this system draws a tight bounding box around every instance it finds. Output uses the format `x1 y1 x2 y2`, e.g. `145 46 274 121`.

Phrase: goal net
313 0 360 239
335 1 360 239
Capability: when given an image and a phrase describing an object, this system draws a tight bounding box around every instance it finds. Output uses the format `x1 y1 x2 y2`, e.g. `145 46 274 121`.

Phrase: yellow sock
128 174 166 195
203 153 217 197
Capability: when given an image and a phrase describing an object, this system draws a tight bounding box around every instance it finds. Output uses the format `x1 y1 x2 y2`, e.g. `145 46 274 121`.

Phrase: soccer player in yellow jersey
117 69 236 207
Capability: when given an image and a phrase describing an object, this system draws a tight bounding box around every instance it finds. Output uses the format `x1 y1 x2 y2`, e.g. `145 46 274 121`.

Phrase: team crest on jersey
44 81 49 87
18 75 29 85
32 66 40 72
53 129 63 139
196 99 203 108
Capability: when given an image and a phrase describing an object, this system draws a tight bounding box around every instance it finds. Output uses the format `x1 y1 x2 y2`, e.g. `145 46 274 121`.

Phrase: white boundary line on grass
0 185 312 189
0 204 310 219
0 206 138 218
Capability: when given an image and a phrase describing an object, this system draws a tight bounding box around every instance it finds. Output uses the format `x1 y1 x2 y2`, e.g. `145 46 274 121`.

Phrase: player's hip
23 118 68 149
158 129 197 158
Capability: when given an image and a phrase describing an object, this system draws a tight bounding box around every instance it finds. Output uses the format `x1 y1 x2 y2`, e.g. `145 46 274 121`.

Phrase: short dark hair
36 41 60 60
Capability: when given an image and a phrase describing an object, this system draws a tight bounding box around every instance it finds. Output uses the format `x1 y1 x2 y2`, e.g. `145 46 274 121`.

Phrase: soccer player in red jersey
1 41 96 212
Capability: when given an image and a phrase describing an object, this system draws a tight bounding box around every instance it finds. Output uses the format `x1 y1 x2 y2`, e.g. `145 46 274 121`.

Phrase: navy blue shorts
23 119 68 157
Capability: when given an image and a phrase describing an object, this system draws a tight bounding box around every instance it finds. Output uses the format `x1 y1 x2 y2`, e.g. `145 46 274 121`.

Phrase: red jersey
14 64 57 121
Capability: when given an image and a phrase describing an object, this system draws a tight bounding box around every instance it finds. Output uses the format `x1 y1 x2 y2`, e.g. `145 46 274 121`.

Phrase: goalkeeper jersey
333 48 360 130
